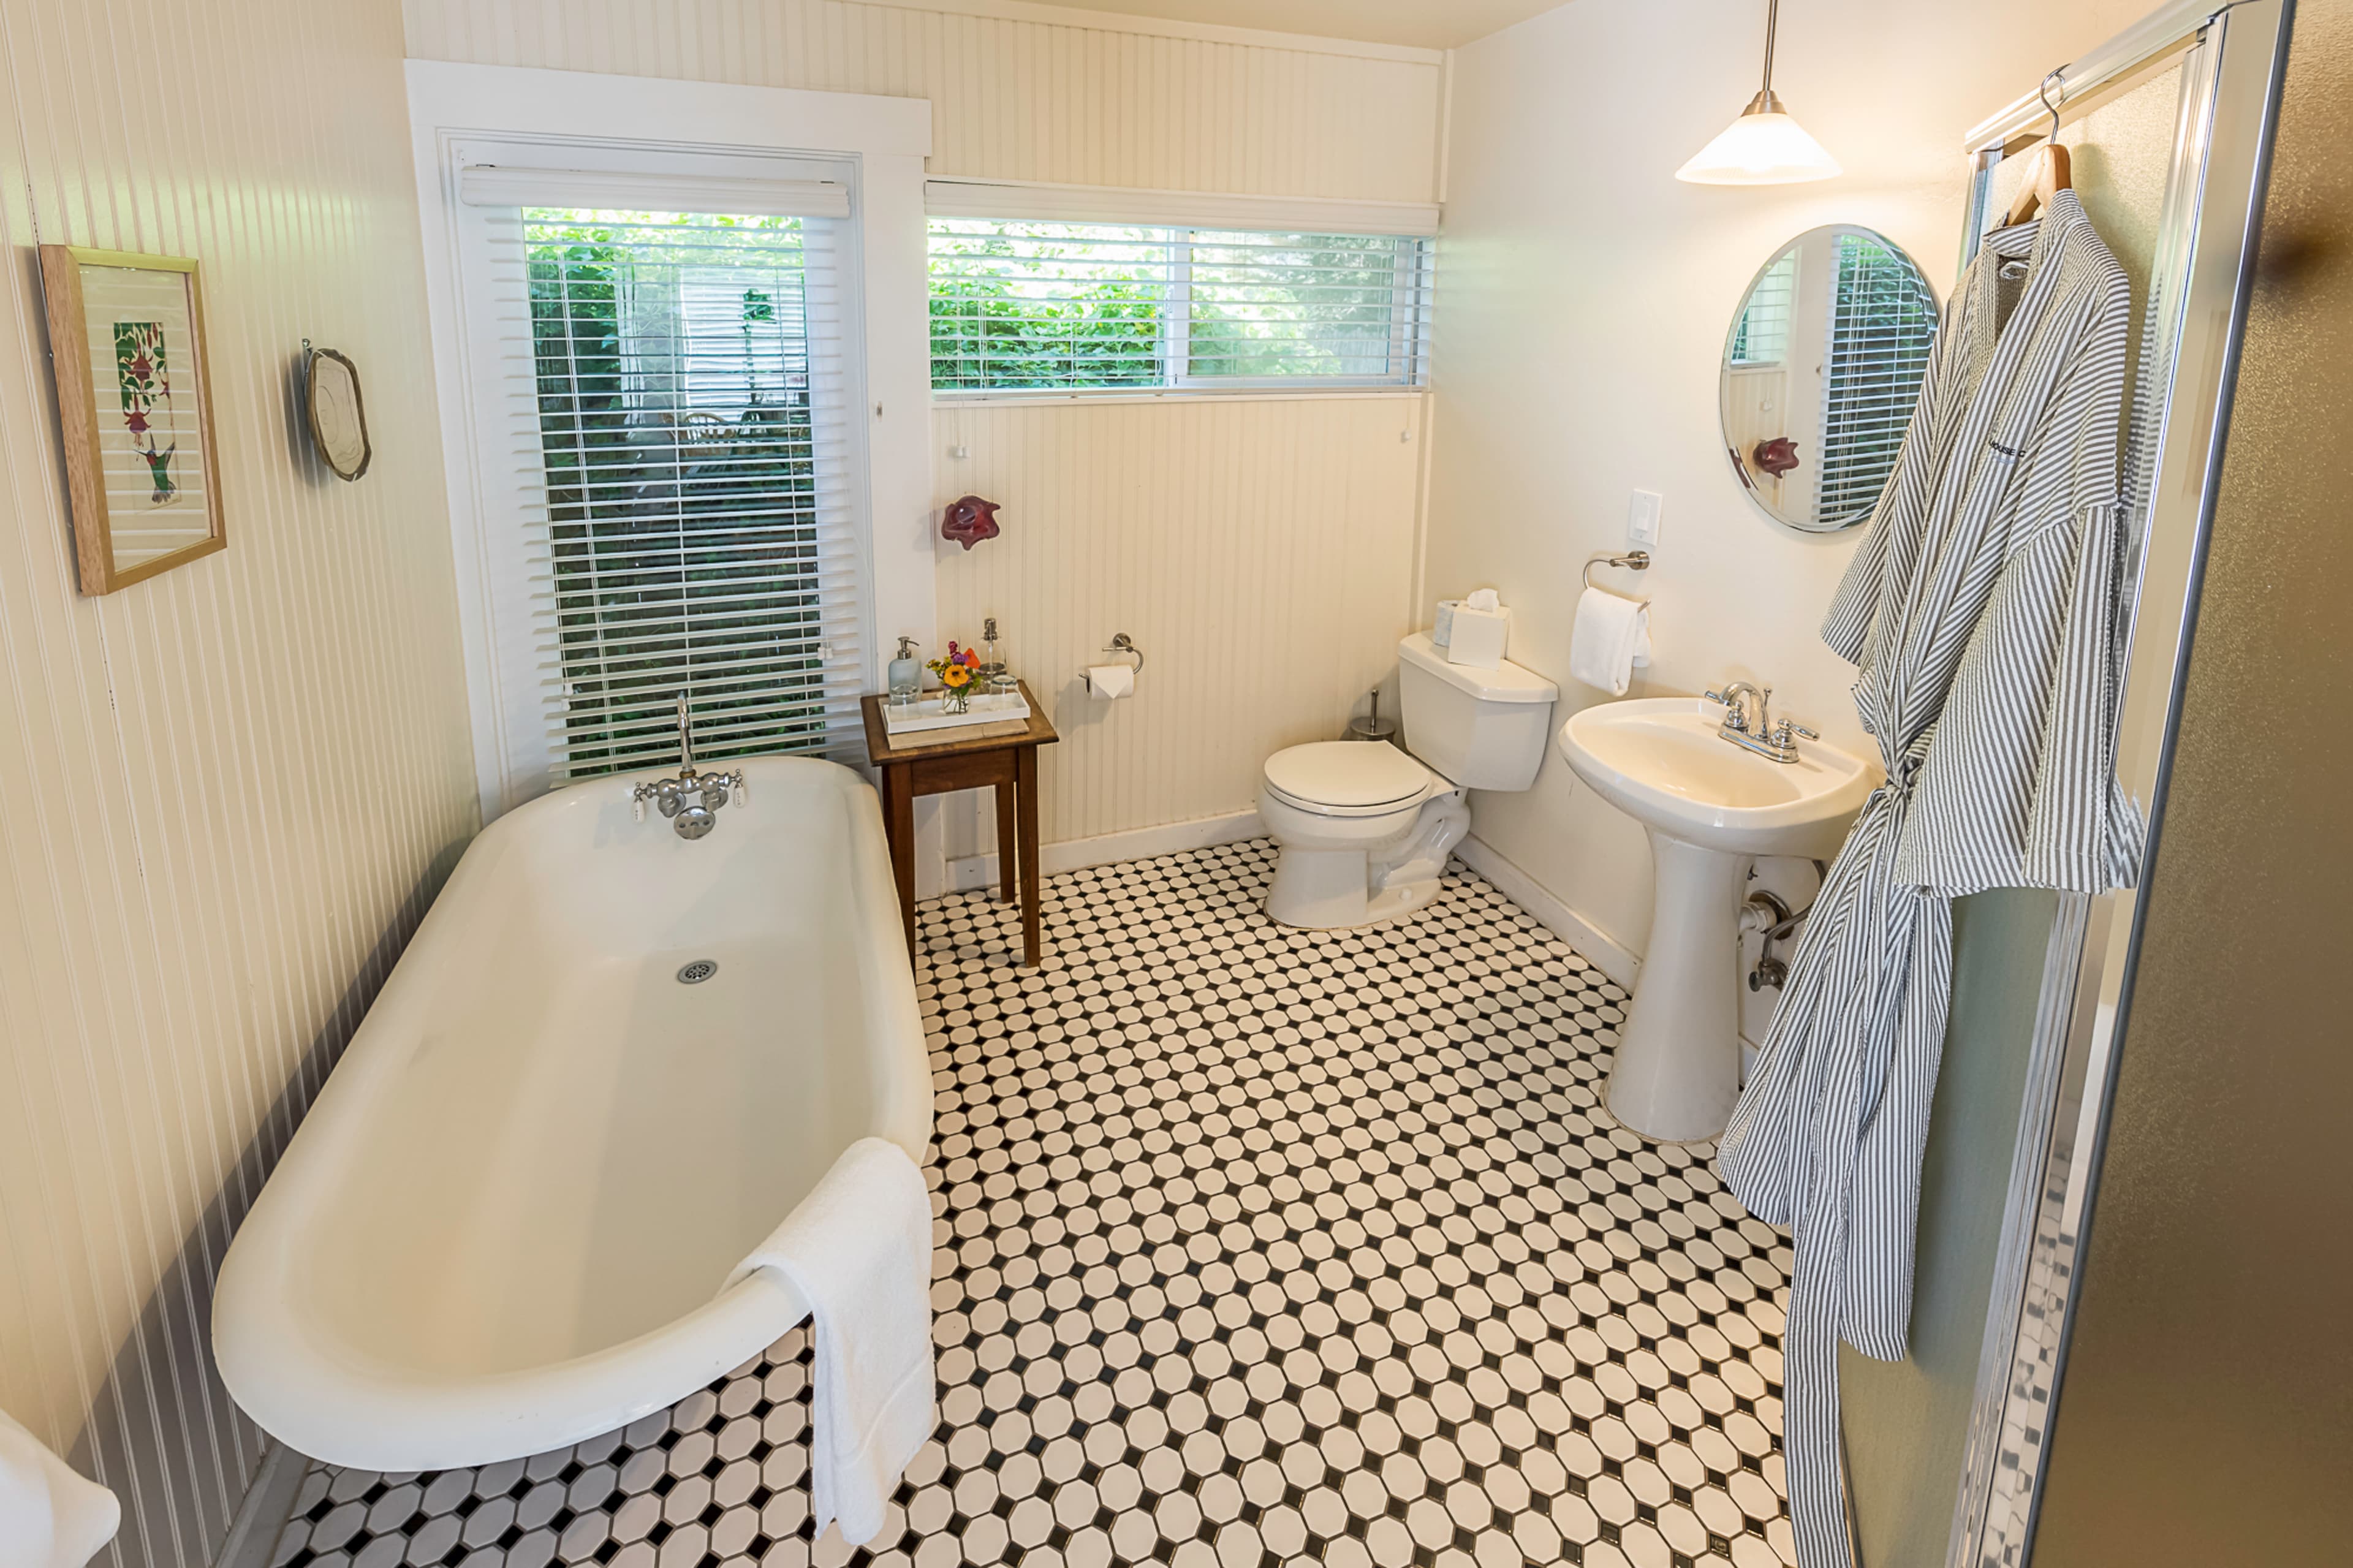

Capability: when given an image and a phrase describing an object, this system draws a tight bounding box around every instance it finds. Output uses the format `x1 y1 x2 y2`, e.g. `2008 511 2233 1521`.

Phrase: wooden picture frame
39 245 227 594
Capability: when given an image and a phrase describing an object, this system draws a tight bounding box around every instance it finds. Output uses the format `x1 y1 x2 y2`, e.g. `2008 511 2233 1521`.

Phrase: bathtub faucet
628 694 748 840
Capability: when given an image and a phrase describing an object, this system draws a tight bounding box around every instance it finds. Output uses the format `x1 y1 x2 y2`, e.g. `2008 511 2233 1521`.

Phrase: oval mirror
1719 225 1938 532
305 344 372 482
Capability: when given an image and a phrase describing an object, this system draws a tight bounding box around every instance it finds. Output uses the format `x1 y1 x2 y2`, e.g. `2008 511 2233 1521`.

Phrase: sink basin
1559 697 1878 858
1557 698 1881 1141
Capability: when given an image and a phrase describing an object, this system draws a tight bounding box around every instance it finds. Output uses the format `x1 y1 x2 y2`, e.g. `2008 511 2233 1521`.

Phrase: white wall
933 396 1425 854
403 0 1447 203
1424 0 2150 965
0 2 479 1565
409 0 1451 875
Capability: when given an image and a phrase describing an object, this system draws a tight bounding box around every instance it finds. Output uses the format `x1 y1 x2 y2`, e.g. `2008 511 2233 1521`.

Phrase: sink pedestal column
1607 830 1749 1142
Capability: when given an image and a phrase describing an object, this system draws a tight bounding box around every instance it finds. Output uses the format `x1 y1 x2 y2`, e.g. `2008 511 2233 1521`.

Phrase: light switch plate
1627 489 1663 547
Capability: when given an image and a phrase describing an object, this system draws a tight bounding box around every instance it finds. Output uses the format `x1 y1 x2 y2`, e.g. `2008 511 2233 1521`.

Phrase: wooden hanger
2003 70 2072 225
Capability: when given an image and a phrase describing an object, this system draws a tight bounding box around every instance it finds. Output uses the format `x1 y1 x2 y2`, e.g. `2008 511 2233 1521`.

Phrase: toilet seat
1261 741 1438 819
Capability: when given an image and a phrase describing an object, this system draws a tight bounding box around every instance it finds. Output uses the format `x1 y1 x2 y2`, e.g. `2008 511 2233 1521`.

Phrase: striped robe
1718 189 2145 1568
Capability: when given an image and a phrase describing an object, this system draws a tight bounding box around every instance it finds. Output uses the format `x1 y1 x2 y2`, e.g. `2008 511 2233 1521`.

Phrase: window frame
921 184 1439 401
406 63 936 822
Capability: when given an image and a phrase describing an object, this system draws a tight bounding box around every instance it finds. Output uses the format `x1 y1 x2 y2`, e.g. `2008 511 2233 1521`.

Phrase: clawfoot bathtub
213 757 930 1471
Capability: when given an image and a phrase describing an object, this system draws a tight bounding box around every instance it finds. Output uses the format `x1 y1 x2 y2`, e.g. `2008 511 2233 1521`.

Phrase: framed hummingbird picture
39 246 226 594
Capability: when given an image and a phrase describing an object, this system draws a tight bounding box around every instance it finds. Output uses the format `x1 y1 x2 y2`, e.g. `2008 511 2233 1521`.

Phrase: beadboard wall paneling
401 0 1447 204
0 2 478 1566
931 396 1426 849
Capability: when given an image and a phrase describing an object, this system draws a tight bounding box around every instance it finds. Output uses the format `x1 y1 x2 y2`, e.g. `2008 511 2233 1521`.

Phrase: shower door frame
1942 3 2294 1566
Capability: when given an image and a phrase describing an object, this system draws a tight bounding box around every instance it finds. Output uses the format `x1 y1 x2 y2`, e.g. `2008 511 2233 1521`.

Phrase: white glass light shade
1676 110 1843 184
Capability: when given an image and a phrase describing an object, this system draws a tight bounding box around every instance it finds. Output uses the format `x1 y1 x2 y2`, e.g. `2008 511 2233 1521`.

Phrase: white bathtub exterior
213 757 930 1471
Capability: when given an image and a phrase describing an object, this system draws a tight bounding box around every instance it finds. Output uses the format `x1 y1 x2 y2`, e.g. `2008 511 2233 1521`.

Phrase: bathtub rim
213 755 930 1472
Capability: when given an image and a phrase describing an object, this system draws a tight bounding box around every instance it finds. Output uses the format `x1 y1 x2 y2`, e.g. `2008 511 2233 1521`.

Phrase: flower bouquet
928 641 983 714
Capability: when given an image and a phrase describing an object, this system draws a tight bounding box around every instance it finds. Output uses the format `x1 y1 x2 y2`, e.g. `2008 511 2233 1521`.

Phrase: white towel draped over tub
1718 190 2145 1568
725 1137 937 1546
0 1406 119 1568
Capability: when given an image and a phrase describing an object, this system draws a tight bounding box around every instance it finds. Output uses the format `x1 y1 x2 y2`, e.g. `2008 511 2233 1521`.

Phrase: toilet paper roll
1086 664 1135 700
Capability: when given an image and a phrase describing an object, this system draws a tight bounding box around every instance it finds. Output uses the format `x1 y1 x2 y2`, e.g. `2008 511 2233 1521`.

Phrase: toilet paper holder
1082 632 1144 680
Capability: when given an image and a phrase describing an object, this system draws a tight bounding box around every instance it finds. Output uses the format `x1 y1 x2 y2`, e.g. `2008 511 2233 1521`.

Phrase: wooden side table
860 681 1059 968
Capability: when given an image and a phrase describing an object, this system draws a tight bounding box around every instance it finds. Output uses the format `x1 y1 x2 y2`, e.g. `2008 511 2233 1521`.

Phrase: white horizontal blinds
460 165 849 217
1183 230 1432 382
1816 232 1940 525
513 207 864 782
928 218 1433 391
930 222 1169 389
1732 252 1798 365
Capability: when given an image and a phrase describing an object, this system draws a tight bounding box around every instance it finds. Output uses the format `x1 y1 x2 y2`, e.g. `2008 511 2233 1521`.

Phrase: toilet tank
1397 632 1559 790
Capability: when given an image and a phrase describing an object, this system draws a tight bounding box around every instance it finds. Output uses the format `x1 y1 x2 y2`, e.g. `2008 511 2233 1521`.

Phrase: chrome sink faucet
629 692 748 839
1704 680 1819 765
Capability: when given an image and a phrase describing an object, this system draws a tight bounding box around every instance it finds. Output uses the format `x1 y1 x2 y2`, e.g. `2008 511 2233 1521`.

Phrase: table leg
885 763 917 968
1016 744 1042 967
995 778 1018 904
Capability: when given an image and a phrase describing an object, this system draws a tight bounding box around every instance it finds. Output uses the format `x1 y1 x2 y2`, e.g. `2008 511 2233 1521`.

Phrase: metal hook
2038 68 2065 143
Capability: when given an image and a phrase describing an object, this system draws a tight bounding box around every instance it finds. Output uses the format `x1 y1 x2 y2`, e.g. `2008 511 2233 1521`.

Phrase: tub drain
676 959 718 985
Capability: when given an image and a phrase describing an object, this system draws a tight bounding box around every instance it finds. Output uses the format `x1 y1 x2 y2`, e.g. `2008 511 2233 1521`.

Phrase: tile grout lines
273 840 1797 1568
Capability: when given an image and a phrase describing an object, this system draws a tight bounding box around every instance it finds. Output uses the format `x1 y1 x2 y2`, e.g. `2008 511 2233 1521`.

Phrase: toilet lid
1263 741 1434 811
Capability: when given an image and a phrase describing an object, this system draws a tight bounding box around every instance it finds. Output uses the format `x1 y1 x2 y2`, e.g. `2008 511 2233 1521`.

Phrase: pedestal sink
1558 699 1880 1142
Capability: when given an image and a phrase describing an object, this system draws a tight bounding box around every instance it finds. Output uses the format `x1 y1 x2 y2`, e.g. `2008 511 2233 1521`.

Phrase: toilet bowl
1259 634 1558 930
1257 742 1471 927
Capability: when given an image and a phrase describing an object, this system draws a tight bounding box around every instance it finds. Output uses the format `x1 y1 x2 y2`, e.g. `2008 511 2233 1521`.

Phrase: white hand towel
0 1406 119 1568
725 1138 936 1546
1569 586 1650 696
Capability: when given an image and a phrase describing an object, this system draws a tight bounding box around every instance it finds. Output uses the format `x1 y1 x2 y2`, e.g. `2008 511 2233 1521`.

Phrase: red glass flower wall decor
941 494 1002 551
1751 437 1802 477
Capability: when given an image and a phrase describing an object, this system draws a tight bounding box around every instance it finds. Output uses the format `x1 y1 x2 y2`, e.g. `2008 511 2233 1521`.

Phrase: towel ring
1584 550 1653 606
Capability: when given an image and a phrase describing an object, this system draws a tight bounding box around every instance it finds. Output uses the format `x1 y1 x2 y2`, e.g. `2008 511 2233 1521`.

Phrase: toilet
1259 632 1558 928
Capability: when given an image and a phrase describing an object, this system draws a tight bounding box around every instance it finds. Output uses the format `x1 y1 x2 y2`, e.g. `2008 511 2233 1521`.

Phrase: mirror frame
1718 224 1939 535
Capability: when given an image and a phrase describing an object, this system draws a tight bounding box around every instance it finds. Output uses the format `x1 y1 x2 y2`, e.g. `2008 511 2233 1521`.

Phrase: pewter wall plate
305 345 371 482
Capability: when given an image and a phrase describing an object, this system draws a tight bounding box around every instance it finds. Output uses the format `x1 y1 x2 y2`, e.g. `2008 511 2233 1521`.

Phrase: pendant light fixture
1676 0 1841 184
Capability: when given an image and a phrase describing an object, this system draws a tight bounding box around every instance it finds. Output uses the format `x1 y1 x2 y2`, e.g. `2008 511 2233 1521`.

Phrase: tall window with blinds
513 207 862 785
1730 251 1797 366
926 219 1432 392
1815 233 1939 523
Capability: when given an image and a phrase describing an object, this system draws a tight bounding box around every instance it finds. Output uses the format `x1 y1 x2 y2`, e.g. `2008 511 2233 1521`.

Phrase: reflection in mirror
1719 225 1938 532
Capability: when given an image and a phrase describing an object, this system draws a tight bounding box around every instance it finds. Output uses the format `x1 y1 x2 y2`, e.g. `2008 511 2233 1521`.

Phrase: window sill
930 385 1431 408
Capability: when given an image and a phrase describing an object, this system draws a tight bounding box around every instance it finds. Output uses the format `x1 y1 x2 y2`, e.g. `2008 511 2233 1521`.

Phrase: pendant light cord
1761 0 1779 97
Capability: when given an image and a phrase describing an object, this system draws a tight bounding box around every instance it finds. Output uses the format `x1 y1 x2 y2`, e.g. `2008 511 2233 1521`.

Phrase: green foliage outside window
927 219 1423 390
526 211 832 776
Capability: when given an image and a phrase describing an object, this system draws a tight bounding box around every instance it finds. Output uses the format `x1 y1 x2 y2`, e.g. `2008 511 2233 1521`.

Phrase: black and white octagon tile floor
271 841 1797 1568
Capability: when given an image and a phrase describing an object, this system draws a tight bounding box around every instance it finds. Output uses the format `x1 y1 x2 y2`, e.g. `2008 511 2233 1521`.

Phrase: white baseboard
214 1441 308 1568
947 809 1265 892
1454 833 1643 990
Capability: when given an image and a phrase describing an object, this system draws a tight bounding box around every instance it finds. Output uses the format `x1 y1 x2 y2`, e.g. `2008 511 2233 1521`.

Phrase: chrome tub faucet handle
624 694 749 838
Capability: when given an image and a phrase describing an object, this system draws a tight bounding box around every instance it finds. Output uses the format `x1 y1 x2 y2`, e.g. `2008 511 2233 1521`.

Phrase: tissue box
1447 605 1510 668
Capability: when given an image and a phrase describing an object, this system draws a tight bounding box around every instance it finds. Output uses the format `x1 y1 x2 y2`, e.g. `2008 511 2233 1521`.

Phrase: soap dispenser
980 616 1018 704
888 636 922 708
